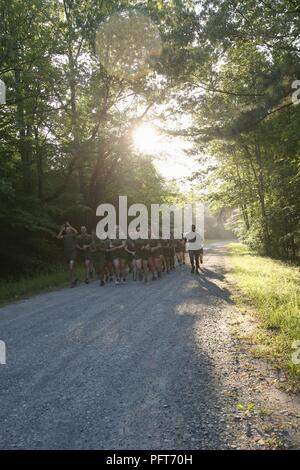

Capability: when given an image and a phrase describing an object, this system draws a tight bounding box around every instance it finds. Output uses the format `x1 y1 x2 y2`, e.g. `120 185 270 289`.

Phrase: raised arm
66 221 78 235
57 225 65 240
108 241 118 251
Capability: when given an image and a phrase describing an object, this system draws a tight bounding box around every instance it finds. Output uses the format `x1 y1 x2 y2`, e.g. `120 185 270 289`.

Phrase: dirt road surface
0 243 299 449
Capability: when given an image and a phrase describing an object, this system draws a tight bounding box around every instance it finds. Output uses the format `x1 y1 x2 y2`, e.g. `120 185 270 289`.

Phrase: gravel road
0 242 299 449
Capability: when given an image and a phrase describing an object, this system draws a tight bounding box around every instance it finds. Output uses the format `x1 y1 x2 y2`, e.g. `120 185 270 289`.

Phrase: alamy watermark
291 340 300 365
96 196 204 250
0 340 6 365
292 80 300 105
0 79 6 104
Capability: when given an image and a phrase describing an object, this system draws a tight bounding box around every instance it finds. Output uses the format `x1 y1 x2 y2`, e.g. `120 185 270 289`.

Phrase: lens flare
96 10 162 80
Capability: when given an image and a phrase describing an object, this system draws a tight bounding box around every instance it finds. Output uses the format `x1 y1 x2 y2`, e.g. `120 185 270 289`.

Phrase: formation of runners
57 222 204 287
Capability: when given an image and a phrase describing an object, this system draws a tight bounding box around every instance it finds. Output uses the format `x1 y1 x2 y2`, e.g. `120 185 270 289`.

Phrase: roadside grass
0 266 85 306
228 243 300 390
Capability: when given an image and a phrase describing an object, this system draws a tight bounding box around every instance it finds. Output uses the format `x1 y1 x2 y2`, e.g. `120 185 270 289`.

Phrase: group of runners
57 222 204 287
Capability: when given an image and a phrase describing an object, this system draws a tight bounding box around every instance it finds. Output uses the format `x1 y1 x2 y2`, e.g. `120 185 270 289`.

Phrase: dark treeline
0 0 182 278
1 0 299 280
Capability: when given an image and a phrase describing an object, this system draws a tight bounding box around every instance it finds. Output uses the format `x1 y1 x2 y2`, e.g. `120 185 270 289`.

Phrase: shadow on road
0 247 233 450
195 268 233 304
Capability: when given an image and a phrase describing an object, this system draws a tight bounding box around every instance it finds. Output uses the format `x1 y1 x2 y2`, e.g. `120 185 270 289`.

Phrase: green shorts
92 252 106 267
153 248 163 257
126 252 137 262
135 249 148 260
65 251 76 263
78 251 91 263
112 249 126 260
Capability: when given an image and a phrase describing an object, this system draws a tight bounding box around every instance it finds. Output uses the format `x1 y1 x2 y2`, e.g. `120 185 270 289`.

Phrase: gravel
0 242 299 450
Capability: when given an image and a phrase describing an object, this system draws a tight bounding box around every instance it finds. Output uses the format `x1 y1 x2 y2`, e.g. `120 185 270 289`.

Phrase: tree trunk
34 127 43 199
15 68 33 195
235 161 250 230
254 136 271 255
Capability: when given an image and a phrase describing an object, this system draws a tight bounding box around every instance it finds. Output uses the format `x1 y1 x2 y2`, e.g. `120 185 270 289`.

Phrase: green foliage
179 1 300 260
0 0 175 279
0 265 86 305
229 243 300 389
1 0 300 278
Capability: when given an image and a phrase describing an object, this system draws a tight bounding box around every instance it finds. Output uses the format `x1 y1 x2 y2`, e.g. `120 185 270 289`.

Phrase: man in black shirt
57 222 78 287
76 226 93 284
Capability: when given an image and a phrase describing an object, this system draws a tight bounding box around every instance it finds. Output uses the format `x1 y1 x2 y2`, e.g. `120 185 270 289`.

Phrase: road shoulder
220 246 300 449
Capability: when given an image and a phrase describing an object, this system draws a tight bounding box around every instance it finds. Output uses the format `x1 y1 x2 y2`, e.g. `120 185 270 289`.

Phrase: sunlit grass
229 243 300 388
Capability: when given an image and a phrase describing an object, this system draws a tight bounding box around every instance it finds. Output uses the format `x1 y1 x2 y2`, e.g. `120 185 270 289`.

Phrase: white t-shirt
185 230 204 251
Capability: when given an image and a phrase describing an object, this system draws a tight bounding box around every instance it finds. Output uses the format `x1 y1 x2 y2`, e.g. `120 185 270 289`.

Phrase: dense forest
1 0 299 279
